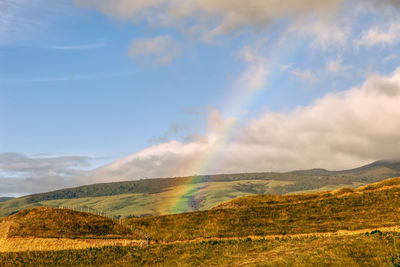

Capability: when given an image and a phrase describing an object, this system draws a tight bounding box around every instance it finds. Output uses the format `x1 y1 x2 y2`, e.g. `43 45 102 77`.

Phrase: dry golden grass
126 177 400 242
213 176 400 210
1 224 400 253
0 206 149 252
0 237 146 252
4 176 400 261
2 230 400 266
0 207 137 239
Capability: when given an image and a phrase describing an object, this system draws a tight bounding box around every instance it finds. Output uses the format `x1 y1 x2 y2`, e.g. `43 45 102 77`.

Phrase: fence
57 205 151 245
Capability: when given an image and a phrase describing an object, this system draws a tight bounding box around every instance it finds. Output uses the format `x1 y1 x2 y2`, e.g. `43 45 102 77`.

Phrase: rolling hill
0 207 148 254
0 207 135 239
125 177 400 242
3 177 400 265
1 160 400 218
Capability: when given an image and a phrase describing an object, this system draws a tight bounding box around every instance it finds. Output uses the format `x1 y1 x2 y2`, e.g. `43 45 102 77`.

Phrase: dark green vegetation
25 178 186 203
1 207 136 239
127 178 400 242
2 232 400 266
1 160 400 218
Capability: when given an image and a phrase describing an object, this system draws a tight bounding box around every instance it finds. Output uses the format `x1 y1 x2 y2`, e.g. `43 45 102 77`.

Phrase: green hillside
1 160 400 218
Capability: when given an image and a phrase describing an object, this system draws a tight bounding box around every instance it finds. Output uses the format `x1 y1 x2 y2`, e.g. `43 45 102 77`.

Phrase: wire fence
57 205 151 245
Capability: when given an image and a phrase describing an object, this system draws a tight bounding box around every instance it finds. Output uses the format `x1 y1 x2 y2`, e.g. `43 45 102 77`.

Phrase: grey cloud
149 122 191 144
75 0 342 40
0 153 90 173
0 153 92 196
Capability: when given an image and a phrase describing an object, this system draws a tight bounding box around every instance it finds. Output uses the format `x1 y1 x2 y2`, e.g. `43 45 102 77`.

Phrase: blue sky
0 0 244 157
2 0 400 195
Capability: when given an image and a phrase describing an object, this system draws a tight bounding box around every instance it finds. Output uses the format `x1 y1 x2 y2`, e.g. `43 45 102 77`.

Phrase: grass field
1 231 400 266
0 237 145 253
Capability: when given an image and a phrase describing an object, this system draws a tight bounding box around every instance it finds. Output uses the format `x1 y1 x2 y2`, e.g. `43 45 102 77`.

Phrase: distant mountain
1 160 400 217
344 160 400 173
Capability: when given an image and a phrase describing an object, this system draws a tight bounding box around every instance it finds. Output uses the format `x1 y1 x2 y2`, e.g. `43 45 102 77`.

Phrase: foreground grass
1 231 400 266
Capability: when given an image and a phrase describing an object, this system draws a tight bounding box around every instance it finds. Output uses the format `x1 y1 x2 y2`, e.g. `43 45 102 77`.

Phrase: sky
1 0 400 196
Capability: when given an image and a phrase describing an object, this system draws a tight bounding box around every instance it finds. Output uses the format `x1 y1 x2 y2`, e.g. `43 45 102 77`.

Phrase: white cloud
286 18 350 51
91 67 400 181
48 43 106 50
237 43 268 91
326 57 351 75
291 69 318 84
281 64 293 71
354 22 400 48
0 0 70 45
384 54 398 62
128 35 181 65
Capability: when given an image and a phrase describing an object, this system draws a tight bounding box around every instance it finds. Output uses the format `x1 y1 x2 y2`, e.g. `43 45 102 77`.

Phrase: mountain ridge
25 159 400 200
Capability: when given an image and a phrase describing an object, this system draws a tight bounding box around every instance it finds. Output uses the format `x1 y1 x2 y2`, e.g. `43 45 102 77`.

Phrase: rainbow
168 41 298 214
167 90 262 214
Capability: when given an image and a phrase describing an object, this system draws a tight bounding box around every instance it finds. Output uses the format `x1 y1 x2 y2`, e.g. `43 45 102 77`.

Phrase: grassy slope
1 160 399 218
0 207 135 239
0 197 13 203
1 231 400 266
126 178 400 242
0 180 295 217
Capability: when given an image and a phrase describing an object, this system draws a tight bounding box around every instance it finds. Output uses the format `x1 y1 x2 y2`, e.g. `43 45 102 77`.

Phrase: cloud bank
92 68 400 181
0 153 91 196
5 67 400 191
